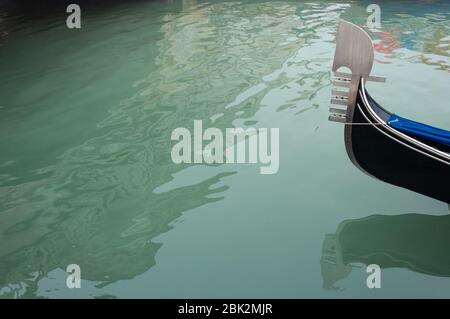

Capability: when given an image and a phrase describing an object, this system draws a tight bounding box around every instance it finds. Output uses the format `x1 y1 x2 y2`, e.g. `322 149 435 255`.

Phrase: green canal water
0 0 449 298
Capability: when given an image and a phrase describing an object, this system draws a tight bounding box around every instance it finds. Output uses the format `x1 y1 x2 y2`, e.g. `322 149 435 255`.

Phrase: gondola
321 213 450 290
329 21 450 203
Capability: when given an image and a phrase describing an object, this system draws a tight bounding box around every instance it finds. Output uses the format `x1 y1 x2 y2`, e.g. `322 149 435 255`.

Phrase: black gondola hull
346 87 450 203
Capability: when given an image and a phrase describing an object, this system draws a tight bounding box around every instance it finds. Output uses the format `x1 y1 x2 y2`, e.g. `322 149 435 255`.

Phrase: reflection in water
321 213 450 290
340 1 450 70
0 0 448 298
369 4 450 70
373 30 400 63
0 171 234 298
0 0 341 298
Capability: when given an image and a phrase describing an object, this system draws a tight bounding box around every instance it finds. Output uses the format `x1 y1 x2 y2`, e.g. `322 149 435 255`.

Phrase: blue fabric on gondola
387 114 450 147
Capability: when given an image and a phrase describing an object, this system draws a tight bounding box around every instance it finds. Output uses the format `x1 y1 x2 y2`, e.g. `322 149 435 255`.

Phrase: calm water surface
0 0 449 298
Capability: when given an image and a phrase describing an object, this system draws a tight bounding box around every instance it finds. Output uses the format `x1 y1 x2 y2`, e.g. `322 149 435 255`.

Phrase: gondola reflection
321 213 450 290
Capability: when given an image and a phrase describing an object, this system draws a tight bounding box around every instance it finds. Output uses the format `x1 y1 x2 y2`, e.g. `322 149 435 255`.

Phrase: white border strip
360 78 450 163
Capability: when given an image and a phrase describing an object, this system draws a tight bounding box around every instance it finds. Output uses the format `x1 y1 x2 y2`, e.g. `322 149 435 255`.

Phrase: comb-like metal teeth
329 107 347 115
329 103 347 123
332 80 351 88
330 98 348 106
367 75 386 83
331 90 349 98
333 71 352 80
334 71 386 83
334 77 351 83
328 114 346 123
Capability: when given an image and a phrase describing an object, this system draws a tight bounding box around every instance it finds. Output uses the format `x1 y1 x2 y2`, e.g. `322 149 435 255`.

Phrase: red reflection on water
373 30 401 64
